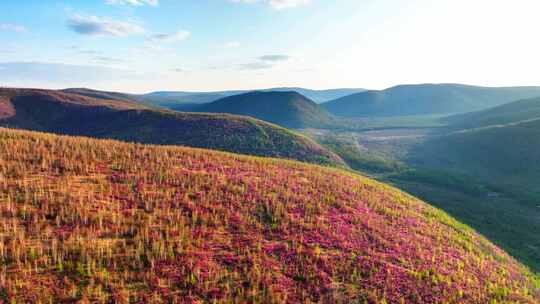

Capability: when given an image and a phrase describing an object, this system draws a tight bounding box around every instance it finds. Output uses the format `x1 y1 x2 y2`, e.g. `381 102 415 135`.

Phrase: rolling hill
0 88 343 166
1 127 538 303
409 118 540 203
323 84 540 117
194 91 335 129
396 117 540 270
444 96 540 129
62 88 142 104
65 87 366 109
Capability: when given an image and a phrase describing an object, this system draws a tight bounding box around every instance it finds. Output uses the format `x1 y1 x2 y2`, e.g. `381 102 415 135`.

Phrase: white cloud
68 15 145 37
150 30 191 43
105 0 158 6
229 0 310 10
0 24 28 33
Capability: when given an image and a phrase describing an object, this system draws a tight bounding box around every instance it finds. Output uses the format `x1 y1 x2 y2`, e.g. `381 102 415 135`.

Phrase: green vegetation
305 115 540 273
0 88 343 166
445 96 540 129
322 84 540 117
0 127 538 303
316 133 405 174
195 91 336 129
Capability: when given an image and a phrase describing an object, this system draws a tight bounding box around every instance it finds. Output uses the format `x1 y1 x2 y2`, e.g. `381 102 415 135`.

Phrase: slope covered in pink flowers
0 128 539 303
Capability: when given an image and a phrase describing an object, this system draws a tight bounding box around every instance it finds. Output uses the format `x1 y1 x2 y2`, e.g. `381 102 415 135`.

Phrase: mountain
141 91 231 106
258 87 365 103
194 91 335 129
1 127 538 303
0 88 343 166
323 84 540 117
444 96 540 129
143 88 365 105
65 87 366 109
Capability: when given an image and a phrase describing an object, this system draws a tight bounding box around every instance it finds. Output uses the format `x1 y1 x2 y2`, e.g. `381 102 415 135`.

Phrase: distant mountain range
145 87 366 105
0 88 344 166
322 84 540 117
64 87 366 109
193 91 335 129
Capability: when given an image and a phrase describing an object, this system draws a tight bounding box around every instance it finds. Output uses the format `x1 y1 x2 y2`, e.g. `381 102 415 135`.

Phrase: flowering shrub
0 128 538 303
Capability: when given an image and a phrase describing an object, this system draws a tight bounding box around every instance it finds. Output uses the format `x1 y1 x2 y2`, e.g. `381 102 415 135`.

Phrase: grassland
0 88 344 167
0 127 538 303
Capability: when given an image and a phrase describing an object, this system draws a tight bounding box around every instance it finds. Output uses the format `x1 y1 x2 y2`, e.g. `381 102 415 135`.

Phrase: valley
305 113 540 273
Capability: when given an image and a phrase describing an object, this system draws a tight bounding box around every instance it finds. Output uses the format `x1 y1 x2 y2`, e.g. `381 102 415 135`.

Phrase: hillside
0 88 343 166
194 91 335 129
61 88 142 104
1 128 538 303
409 118 540 203
444 97 540 129
65 88 365 109
323 84 540 117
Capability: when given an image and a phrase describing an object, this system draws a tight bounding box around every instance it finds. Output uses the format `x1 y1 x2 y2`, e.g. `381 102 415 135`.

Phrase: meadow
0 127 539 303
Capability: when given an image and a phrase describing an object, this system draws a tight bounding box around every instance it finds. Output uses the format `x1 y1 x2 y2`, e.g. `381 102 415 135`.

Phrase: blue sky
1 0 540 93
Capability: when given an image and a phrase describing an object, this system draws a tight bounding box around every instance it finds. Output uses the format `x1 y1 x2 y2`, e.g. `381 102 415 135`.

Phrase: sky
1 0 540 93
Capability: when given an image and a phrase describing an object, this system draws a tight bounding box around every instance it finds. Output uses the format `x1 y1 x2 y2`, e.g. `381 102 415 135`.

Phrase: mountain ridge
0 88 344 166
323 83 540 117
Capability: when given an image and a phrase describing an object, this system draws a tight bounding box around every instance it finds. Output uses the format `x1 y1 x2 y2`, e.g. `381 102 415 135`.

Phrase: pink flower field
0 128 539 303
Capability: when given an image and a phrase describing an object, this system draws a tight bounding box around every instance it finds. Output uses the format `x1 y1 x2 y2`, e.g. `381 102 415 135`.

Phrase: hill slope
0 88 343 166
65 88 366 109
0 127 538 303
409 118 540 203
323 84 540 117
61 88 142 104
142 88 366 106
195 91 335 129
444 96 540 129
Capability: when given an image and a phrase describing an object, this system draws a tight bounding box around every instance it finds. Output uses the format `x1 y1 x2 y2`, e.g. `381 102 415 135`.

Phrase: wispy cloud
0 24 28 34
238 62 274 70
149 30 191 43
229 0 310 10
105 0 158 6
258 54 290 62
238 54 291 70
67 14 145 37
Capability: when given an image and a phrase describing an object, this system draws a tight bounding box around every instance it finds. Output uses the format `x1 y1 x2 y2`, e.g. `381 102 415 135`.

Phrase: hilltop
194 91 335 129
0 88 343 166
0 127 538 303
322 84 540 117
